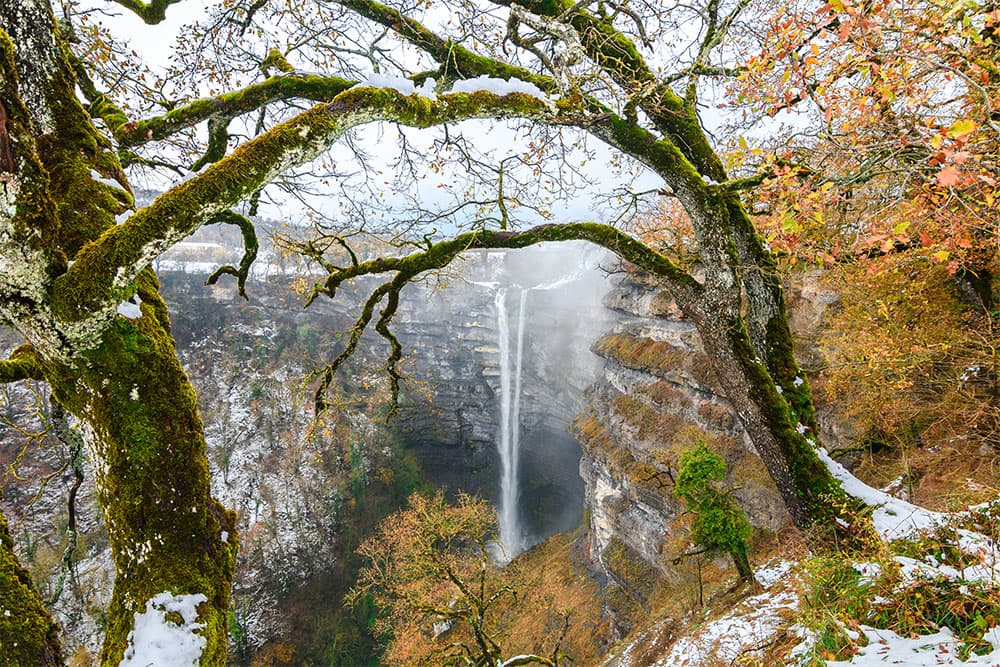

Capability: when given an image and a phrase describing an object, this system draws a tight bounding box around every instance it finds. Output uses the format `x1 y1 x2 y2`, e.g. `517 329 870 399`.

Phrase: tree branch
0 344 43 382
205 210 259 299
107 0 181 24
51 86 558 328
490 0 729 181
315 223 700 303
87 73 356 149
306 222 702 415
337 0 556 91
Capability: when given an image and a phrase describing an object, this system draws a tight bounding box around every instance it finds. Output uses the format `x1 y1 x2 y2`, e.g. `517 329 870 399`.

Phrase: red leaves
936 165 964 188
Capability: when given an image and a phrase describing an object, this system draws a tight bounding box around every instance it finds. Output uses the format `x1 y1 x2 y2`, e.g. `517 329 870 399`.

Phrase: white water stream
481 248 602 561
495 287 528 559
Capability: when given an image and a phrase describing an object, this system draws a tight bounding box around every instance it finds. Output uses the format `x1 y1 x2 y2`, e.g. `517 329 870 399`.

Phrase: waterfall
487 250 595 561
495 287 528 559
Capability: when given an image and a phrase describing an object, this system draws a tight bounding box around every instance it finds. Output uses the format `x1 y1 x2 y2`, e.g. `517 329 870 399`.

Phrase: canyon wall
574 269 841 633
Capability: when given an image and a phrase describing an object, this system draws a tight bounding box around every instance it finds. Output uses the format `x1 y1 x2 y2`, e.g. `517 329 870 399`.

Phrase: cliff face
574 270 838 632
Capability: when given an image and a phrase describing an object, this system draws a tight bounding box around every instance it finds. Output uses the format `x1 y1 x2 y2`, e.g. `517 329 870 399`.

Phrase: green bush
674 442 754 581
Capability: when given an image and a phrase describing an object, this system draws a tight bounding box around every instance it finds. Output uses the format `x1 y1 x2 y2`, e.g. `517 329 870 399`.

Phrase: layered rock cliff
574 269 839 636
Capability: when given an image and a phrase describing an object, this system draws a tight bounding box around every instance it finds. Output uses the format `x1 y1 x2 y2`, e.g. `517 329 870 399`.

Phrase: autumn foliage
349 492 577 666
729 0 998 281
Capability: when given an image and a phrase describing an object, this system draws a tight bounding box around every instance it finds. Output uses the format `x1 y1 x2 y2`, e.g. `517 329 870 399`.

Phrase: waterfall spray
487 249 597 561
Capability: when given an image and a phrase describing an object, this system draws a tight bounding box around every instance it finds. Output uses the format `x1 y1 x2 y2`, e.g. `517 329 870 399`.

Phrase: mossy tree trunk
0 1 237 663
47 271 238 665
0 508 63 664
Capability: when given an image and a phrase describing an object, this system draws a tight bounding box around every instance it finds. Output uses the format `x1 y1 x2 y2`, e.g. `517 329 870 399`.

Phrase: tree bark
1 2 238 663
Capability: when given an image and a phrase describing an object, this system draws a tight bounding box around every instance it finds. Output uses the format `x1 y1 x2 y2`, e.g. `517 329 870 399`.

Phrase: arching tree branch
87 73 356 149
306 222 703 415
51 86 560 330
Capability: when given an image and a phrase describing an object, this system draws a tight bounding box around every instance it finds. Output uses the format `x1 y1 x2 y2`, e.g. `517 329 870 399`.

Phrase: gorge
3 226 996 666
0 233 619 661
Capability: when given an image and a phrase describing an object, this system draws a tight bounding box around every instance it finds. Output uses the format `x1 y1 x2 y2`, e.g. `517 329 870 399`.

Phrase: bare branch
205 210 259 299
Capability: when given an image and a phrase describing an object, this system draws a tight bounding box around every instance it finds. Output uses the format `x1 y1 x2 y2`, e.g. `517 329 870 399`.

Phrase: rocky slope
574 269 841 638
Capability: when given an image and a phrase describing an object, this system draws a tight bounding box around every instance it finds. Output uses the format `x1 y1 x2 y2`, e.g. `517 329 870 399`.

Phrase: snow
658 587 799 666
118 592 207 667
819 449 946 541
810 450 1000 666
755 559 794 588
359 74 437 99
449 75 548 99
117 298 142 319
851 561 882 585
822 447 999 582
826 626 1000 666
353 73 549 101
602 560 799 667
89 169 129 193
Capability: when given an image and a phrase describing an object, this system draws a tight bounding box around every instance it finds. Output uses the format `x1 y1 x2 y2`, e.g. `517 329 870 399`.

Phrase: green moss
675 442 754 580
0 511 63 665
719 312 850 529
123 74 354 148
0 540 58 657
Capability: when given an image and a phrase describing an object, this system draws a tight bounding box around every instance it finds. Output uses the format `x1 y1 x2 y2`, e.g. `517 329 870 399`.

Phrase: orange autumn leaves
725 0 998 273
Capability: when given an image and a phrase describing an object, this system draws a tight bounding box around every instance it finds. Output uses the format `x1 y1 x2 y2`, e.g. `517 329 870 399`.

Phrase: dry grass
592 333 720 391
851 439 1000 511
498 531 612 665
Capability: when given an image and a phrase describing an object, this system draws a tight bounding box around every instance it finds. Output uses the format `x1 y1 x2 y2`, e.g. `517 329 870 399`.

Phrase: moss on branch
107 0 180 24
109 73 355 149
205 210 258 299
51 87 556 325
0 343 43 382
341 0 557 91
319 223 700 300
308 222 703 415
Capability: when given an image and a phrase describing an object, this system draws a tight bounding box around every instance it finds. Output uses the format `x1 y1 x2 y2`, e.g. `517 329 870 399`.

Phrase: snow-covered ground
605 449 1000 667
